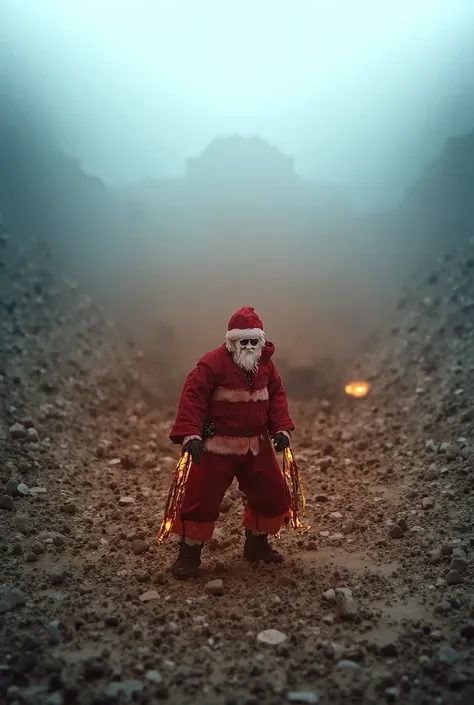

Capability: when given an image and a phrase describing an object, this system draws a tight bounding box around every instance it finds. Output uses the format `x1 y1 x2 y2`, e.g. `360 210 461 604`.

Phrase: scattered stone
47 621 61 645
437 646 459 666
380 643 398 658
440 543 454 557
132 539 149 555
287 692 319 704
446 570 463 585
104 615 119 627
145 670 162 684
337 660 360 671
9 422 26 439
119 496 135 506
142 453 157 469
29 487 47 496
390 525 404 539
205 579 224 596
3 588 26 610
120 455 137 469
50 567 67 586
385 687 400 703
429 548 443 564
322 589 336 603
5 479 18 496
450 552 468 574
16 482 29 497
440 442 460 460
139 590 160 602
257 629 287 646
62 501 76 515
25 427 39 443
342 520 355 534
336 593 358 621
0 495 14 510
448 597 461 610
422 496 435 509
397 518 408 532
460 624 474 640
11 542 23 556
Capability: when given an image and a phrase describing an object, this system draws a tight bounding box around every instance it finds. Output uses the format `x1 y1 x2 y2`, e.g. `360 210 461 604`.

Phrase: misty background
1 0 474 396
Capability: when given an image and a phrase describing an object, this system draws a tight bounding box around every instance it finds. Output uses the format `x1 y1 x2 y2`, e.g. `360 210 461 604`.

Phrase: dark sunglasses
239 339 260 347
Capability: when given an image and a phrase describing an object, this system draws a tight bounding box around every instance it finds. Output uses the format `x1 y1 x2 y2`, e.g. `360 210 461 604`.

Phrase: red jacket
169 342 294 455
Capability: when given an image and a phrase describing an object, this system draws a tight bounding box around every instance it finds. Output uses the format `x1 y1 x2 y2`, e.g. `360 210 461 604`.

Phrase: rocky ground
1 222 473 705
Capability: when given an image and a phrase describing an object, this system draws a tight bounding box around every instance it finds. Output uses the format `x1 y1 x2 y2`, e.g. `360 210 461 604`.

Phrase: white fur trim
182 435 201 446
225 328 265 342
213 386 269 403
203 434 260 456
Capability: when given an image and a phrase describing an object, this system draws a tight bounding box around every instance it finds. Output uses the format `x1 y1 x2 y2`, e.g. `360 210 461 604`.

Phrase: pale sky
3 0 474 209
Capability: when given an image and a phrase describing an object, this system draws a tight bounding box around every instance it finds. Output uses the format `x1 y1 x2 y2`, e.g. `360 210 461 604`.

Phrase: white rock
139 590 160 602
257 629 287 646
16 483 29 496
29 487 47 496
287 692 319 704
335 587 353 597
322 589 336 603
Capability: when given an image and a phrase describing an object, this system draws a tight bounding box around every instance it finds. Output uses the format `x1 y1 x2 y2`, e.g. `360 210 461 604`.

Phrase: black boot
171 540 203 580
243 529 283 565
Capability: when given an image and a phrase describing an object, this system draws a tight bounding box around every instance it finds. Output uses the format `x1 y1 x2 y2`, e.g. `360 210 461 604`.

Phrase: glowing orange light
344 381 371 398
282 447 310 534
156 451 193 544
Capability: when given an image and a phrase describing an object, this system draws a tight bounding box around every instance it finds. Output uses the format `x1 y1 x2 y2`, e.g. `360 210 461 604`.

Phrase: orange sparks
282 446 310 534
344 380 371 398
156 450 193 544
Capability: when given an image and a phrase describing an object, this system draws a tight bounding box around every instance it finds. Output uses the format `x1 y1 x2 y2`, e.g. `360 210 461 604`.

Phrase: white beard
232 342 263 373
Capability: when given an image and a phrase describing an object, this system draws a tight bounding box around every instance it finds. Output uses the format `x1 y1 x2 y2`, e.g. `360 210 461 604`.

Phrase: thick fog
1 0 474 394
4 0 474 209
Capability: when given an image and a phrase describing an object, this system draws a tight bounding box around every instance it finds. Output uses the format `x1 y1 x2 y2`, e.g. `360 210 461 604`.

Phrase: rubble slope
1 226 473 705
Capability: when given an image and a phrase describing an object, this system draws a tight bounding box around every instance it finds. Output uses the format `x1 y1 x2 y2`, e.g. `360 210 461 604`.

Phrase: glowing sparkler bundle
282 446 310 532
156 450 193 544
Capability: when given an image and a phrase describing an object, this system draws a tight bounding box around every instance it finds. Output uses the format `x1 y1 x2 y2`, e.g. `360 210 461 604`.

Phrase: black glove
183 438 204 464
274 432 290 452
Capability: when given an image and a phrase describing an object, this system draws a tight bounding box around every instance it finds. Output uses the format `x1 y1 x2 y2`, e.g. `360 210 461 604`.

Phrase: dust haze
1 0 474 394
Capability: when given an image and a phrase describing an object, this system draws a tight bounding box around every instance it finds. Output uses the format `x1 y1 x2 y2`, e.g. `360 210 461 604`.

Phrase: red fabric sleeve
267 361 295 437
169 361 216 444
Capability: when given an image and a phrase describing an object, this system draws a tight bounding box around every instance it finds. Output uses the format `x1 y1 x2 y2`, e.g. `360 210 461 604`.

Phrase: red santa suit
169 307 295 543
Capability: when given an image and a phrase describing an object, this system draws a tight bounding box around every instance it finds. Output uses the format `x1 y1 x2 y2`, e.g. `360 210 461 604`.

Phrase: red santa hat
225 306 265 342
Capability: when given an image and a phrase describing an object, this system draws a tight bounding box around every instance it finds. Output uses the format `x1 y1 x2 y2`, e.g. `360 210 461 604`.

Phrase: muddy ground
1 227 473 705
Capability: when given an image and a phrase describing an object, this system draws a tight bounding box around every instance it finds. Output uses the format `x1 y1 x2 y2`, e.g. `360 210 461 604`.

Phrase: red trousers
171 446 290 542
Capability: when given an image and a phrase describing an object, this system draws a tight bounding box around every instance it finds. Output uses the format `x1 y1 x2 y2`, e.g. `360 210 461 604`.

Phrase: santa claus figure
168 306 294 580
